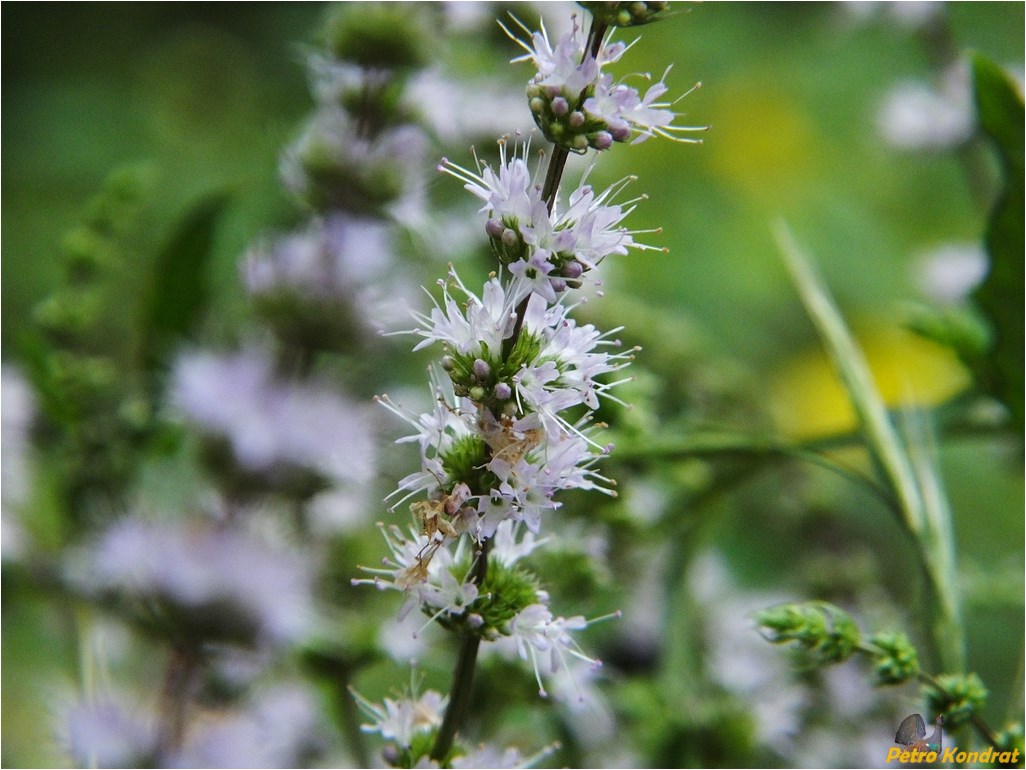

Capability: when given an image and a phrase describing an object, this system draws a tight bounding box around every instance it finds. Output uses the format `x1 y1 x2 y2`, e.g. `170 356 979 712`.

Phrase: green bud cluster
294 136 407 216
579 1 676 28
439 434 496 498
484 215 587 288
923 672 989 730
527 82 624 154
993 723 1025 764
288 4 435 216
326 2 431 72
442 330 545 419
868 631 920 685
28 166 158 520
755 601 860 664
434 560 541 640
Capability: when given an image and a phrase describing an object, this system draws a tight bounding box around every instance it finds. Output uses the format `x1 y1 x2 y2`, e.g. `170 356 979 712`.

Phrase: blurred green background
3 2 1022 767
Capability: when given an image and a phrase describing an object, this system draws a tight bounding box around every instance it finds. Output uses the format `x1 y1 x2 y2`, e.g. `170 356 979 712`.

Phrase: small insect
410 482 471 541
894 713 944 753
410 499 458 540
483 414 544 467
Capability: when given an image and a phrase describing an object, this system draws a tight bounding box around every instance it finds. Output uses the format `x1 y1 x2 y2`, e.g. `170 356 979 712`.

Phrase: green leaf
138 192 230 381
970 54 1025 431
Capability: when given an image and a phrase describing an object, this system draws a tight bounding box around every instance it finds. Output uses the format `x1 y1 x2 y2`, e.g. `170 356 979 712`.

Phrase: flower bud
441 355 456 372
580 1 676 27
551 96 570 117
568 111 585 128
485 218 505 239
469 385 487 402
473 358 491 380
610 123 632 142
924 673 988 730
494 382 512 401
326 3 431 70
593 131 614 150
529 97 546 115
562 260 584 279
501 228 519 248
550 278 567 293
869 631 920 685
755 601 860 665
572 134 589 151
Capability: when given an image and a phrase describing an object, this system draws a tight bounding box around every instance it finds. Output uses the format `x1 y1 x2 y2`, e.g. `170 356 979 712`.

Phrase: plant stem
775 223 965 674
156 645 198 756
430 538 491 762
539 18 608 215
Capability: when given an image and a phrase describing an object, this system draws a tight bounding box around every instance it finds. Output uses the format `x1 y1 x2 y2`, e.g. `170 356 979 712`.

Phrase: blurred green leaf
139 192 230 383
970 54 1025 431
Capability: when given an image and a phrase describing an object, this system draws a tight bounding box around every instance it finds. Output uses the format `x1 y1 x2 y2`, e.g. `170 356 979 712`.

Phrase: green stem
156 646 199 756
853 642 1004 752
430 539 491 763
775 223 965 674
539 18 608 215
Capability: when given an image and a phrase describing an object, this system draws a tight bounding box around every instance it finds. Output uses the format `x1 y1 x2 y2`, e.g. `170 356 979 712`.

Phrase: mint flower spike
439 142 660 301
503 15 705 151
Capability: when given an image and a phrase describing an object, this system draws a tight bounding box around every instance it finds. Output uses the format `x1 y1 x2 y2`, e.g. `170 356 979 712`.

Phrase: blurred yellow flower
769 320 971 439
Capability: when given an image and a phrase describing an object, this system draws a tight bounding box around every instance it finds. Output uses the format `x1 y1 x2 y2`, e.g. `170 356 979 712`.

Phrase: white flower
2 365 35 562
353 689 447 749
913 241 987 304
441 146 657 301
877 61 974 151
407 68 533 142
353 524 479 626
243 215 393 299
280 107 427 208
505 18 705 150
507 17 625 95
441 141 545 229
407 273 519 357
507 602 603 697
490 519 545 567
584 70 696 144
376 386 481 511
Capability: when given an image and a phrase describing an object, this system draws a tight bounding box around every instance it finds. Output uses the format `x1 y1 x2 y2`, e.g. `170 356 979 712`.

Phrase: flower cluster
66 517 315 647
383 268 633 536
440 141 655 299
355 6 697 766
506 16 704 152
173 346 376 493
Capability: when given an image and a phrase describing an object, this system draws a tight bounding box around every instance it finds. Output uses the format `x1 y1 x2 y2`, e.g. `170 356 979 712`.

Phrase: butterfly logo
894 713 944 753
